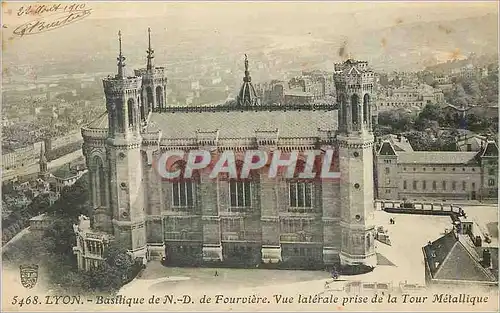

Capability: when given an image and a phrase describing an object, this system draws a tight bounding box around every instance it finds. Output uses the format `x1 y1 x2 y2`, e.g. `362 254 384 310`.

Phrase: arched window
340 94 347 127
127 98 135 127
146 86 154 111
93 156 106 207
228 160 252 212
170 160 196 209
363 94 370 123
351 94 359 126
138 95 145 121
116 103 124 131
156 86 163 109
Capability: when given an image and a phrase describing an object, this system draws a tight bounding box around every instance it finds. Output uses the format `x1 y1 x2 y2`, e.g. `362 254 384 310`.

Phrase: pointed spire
39 143 47 175
243 54 251 83
40 143 47 163
146 27 155 71
117 30 126 78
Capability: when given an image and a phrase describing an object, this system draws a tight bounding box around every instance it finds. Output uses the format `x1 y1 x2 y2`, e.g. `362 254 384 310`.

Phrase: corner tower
103 31 147 260
334 59 377 267
135 28 168 115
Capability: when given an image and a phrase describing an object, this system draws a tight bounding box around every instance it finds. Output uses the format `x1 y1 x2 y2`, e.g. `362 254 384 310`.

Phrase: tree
44 218 77 255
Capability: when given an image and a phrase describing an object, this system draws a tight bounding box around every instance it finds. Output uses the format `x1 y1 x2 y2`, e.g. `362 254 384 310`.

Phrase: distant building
2 144 37 171
30 214 53 236
377 84 444 112
376 139 498 201
48 160 87 193
455 130 488 152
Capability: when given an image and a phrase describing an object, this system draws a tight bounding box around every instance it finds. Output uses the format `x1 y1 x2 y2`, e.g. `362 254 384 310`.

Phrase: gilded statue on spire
117 30 126 78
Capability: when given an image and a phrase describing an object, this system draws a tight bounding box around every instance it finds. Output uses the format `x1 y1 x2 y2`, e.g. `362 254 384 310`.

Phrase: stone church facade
73 30 377 271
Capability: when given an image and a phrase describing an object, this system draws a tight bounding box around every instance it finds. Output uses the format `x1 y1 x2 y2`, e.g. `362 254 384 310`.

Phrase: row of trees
375 102 498 151
3 174 140 294
46 140 83 161
2 193 51 245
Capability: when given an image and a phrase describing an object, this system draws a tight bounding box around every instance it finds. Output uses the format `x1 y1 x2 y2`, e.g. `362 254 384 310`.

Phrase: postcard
1 1 499 312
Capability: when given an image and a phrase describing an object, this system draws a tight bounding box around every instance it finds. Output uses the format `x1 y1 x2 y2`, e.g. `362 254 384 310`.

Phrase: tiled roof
87 111 108 129
148 110 338 139
397 152 478 165
423 231 497 282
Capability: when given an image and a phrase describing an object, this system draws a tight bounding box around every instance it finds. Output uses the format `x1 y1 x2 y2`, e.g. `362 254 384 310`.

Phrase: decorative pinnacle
146 27 155 71
117 30 126 78
243 54 251 82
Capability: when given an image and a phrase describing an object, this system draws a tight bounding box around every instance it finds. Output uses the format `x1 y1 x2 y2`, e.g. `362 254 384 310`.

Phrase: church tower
135 28 168 115
334 59 377 267
236 54 260 107
103 31 147 260
39 143 49 180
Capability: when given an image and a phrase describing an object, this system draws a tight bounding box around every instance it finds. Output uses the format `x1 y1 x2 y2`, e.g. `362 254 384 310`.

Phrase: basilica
73 29 378 271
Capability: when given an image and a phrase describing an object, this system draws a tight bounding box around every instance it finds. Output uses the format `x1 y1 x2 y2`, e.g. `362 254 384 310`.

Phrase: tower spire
39 143 48 179
243 54 251 82
117 30 126 78
146 27 155 71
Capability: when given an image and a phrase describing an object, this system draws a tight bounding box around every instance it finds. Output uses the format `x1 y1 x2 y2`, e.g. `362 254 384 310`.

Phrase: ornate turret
236 54 260 107
134 28 168 114
103 31 143 138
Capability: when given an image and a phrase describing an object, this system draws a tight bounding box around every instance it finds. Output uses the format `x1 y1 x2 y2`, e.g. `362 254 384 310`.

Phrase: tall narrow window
127 98 135 127
412 180 417 190
289 182 312 208
462 181 466 191
351 94 359 126
432 181 437 190
156 86 164 109
442 181 447 190
363 94 370 123
146 86 154 110
385 167 390 174
452 181 456 191
94 156 106 207
229 180 251 210
403 180 407 190
488 179 495 186
172 181 194 207
422 180 426 190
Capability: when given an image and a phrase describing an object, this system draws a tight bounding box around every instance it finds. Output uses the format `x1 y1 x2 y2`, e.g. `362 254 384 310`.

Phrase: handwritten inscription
13 3 92 37
16 3 86 17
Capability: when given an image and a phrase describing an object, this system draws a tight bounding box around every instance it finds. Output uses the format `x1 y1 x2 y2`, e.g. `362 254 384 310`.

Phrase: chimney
482 249 491 268
475 235 482 247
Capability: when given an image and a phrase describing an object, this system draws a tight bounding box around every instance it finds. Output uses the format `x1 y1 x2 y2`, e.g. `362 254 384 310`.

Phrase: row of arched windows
339 93 371 130
113 85 165 132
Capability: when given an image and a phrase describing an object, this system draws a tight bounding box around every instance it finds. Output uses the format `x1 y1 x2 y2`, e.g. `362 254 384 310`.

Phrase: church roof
87 112 109 129
397 151 478 165
148 110 337 139
423 231 497 282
